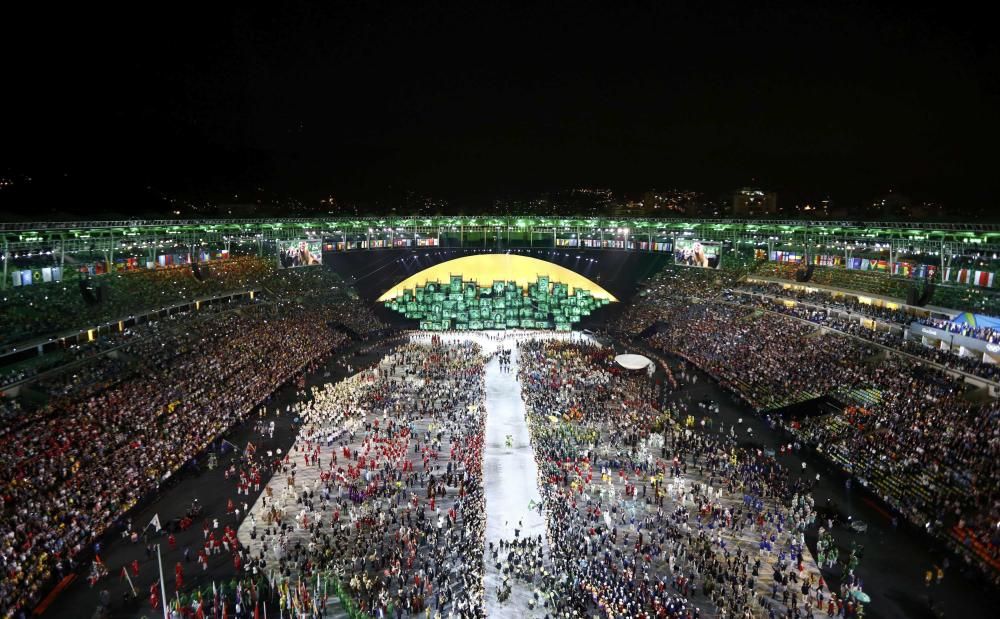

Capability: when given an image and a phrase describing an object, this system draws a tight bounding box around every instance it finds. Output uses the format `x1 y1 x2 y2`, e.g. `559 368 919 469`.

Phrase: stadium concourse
3 250 1000 619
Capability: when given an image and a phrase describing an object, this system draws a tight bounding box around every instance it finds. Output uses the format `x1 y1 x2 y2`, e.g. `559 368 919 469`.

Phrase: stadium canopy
3 216 1000 254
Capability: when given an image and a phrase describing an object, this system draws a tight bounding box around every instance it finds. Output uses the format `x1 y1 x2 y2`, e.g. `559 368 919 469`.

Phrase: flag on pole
121 567 137 596
147 513 162 532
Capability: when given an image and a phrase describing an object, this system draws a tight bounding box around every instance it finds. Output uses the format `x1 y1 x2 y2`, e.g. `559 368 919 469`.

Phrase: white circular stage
615 353 652 370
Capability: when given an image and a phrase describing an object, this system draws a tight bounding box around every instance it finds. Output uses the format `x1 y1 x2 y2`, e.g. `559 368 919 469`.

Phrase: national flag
957 269 972 284
975 271 995 287
147 513 162 532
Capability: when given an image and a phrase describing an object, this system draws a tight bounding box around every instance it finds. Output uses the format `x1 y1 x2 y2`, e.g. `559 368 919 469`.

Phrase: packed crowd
0 256 275 348
896 340 1000 381
613 265 743 334
0 297 353 615
260 267 387 336
649 304 873 411
236 338 488 618
1 254 386 355
514 339 866 617
918 317 1000 344
750 261 1000 317
737 282 913 325
0 263 385 409
627 273 1000 583
722 291 1000 384
616 263 1000 384
751 263 911 300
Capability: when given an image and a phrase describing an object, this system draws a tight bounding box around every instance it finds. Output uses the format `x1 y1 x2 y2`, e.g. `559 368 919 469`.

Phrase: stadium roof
3 217 1000 252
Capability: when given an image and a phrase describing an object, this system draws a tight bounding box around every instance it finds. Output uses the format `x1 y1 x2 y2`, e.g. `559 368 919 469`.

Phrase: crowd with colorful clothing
514 339 870 618
234 338 489 618
0 291 357 616
617 266 1000 585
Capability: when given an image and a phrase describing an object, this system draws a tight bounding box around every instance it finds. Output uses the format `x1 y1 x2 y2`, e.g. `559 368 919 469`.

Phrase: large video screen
674 239 721 269
279 240 323 268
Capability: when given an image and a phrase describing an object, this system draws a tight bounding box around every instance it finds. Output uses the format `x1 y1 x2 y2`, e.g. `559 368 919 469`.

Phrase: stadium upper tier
3 216 1000 253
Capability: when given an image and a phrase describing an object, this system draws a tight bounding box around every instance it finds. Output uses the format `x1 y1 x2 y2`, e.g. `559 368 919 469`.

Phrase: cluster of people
614 265 745 334
235 338 489 618
721 290 1000 384
918 317 1000 344
513 339 864 617
258 266 387 336
738 282 913 325
0 296 353 614
626 273 1000 583
752 260 1000 321
490 347 514 373
0 255 275 348
752 263 912 300
897 340 1000 381
651 303 872 411
1 254 388 359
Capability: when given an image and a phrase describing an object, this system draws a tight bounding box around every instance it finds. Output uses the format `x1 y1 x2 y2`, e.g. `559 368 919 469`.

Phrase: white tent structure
615 353 652 371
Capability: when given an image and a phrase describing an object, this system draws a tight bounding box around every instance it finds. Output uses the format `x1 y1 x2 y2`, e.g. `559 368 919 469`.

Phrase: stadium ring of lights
3 217 1000 255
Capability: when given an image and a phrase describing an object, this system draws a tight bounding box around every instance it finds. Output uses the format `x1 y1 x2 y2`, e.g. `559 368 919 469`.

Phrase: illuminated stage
378 254 617 302
378 254 617 330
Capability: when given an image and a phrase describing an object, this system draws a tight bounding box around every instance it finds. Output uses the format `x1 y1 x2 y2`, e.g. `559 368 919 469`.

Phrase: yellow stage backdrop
377 254 617 302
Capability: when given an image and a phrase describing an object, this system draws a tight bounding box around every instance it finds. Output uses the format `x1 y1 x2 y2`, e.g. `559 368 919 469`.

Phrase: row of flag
943 268 996 287
889 262 937 279
9 266 64 286
845 257 890 272
764 252 1000 286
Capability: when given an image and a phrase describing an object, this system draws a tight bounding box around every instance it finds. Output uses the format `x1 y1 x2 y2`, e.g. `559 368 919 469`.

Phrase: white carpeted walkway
433 331 593 618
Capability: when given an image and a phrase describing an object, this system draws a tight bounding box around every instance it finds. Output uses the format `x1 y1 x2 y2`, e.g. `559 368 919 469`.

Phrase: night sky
3 1 998 214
